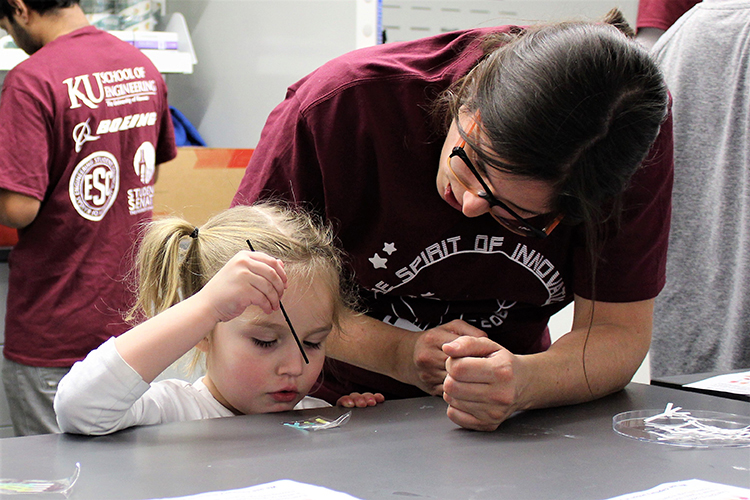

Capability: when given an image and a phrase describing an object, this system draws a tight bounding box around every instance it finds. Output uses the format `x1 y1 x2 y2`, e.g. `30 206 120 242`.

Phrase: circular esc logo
69 151 120 221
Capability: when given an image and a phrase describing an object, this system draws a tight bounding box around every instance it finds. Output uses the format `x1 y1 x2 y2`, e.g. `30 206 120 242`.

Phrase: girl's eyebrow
250 320 332 338
300 324 334 339
247 319 286 333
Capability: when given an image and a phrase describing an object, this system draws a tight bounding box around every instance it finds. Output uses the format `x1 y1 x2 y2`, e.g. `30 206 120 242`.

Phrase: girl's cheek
308 352 326 375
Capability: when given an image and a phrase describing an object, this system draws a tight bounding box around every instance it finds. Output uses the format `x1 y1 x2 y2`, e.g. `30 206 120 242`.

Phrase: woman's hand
400 320 488 396
336 392 385 408
198 250 288 323
441 336 521 431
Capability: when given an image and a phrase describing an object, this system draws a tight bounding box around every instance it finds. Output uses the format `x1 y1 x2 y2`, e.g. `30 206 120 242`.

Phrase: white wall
163 0 638 149
163 0 364 148
381 0 637 43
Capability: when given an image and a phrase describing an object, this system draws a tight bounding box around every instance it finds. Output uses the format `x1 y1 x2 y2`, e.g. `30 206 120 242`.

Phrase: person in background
0 0 177 435
635 0 701 48
232 10 673 432
649 0 750 378
54 204 383 435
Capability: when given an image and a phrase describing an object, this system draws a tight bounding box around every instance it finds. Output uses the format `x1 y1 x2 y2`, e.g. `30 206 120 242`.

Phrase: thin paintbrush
246 240 309 364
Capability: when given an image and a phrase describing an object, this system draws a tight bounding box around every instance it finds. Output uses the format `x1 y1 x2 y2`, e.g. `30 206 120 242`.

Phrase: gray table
1 383 748 500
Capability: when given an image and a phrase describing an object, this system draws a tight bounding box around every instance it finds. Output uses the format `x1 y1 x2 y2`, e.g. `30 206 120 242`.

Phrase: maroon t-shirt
637 0 702 30
232 28 674 401
0 26 176 367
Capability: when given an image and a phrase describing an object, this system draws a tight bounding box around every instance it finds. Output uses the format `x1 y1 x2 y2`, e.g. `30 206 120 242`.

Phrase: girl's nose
277 346 305 376
461 190 490 218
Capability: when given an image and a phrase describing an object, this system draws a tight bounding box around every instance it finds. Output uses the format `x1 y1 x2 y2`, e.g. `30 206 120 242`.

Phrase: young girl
54 203 383 435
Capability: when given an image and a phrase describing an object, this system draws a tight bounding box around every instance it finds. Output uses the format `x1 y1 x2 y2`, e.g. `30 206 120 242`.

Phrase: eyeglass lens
447 122 562 238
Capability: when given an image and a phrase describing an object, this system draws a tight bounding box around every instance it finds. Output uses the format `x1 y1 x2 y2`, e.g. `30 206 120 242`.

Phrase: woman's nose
461 190 490 218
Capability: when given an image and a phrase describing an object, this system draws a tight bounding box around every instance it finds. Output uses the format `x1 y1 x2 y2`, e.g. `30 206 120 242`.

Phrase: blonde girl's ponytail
127 216 199 322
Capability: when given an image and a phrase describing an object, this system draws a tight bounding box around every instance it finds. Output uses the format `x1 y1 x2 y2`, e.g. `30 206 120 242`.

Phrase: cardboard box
154 147 252 225
0 225 18 248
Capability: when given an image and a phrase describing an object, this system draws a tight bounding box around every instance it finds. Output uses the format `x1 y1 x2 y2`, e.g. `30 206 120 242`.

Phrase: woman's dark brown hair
441 9 667 226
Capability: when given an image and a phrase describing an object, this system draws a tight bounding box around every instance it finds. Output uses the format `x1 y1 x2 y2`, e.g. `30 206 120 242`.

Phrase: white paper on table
605 479 750 499
684 370 750 396
148 480 362 500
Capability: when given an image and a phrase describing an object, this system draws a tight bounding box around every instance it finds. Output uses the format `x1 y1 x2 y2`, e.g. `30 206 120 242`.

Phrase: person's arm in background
635 0 701 49
0 76 47 229
0 189 40 228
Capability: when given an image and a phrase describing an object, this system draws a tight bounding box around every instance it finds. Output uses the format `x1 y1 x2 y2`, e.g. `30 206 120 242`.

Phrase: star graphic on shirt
383 242 397 255
369 253 388 269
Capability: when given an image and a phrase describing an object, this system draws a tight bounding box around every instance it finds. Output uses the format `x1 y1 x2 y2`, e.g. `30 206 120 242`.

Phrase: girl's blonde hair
127 202 353 326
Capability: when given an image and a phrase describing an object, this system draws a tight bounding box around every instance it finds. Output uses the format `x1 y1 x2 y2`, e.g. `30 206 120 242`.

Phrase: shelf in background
0 46 193 74
0 13 196 74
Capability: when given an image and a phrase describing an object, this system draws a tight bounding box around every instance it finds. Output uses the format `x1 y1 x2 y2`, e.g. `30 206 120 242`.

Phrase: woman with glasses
232 9 672 431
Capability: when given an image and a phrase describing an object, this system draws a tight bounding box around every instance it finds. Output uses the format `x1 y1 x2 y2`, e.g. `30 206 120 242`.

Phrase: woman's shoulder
289 28 512 110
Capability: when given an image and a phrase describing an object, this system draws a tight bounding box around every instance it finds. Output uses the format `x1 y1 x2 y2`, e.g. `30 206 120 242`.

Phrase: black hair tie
189 227 199 239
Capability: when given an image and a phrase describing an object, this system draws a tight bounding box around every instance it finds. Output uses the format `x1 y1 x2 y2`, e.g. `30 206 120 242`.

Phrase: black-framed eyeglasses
446 122 563 239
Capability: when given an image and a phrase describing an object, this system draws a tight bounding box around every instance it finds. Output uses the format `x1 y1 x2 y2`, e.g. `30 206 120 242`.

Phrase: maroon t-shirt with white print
232 28 674 401
0 26 176 367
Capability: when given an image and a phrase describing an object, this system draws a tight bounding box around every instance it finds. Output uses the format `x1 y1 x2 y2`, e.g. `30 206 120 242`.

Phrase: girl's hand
198 250 288 323
336 392 385 408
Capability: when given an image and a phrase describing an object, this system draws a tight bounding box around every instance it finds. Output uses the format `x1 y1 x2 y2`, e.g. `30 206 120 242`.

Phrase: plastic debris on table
283 411 351 431
0 462 80 497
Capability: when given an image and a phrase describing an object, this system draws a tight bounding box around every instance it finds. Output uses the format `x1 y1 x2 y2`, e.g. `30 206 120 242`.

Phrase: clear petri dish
613 409 750 448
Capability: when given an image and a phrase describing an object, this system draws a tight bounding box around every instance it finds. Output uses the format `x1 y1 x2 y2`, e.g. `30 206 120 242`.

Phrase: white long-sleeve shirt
54 338 329 435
